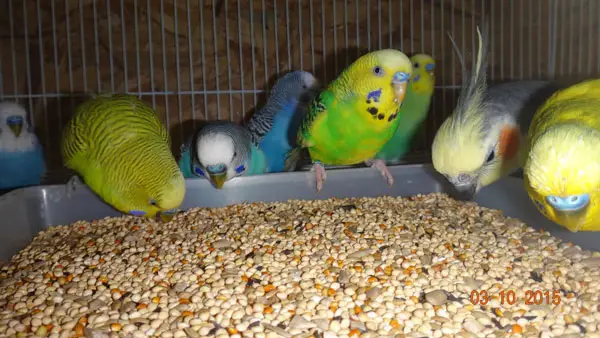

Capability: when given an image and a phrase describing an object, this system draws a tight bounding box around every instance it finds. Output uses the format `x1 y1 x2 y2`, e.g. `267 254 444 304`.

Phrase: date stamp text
469 289 562 306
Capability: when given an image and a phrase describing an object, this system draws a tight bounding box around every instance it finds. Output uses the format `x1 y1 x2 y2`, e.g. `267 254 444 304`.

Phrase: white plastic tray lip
1 163 599 264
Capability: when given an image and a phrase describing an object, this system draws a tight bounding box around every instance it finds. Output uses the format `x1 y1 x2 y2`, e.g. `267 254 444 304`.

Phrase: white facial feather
301 72 318 89
196 133 235 167
0 102 38 152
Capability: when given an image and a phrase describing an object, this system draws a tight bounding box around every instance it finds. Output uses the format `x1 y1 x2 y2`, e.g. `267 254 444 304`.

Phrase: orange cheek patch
498 125 521 160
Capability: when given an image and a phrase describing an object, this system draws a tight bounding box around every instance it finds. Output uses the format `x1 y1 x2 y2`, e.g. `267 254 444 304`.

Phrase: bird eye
413 62 420 68
149 199 158 206
233 151 238 157
486 150 495 163
235 165 245 174
372 66 384 76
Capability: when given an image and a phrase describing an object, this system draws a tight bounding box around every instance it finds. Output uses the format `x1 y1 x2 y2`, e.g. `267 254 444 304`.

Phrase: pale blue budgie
0 102 46 190
178 121 267 189
245 70 320 172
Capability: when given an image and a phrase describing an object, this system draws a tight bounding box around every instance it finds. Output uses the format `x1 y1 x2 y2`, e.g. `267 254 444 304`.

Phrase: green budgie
284 49 413 192
375 54 436 163
61 94 185 222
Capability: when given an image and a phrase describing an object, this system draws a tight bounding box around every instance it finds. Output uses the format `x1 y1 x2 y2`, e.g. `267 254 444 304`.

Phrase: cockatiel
245 70 320 172
375 53 436 163
0 102 46 190
431 25 561 200
523 78 600 232
179 121 267 189
284 49 413 192
61 94 185 222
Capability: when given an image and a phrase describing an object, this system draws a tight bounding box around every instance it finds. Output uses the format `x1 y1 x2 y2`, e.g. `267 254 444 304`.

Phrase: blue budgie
245 70 320 172
0 102 46 190
178 121 267 189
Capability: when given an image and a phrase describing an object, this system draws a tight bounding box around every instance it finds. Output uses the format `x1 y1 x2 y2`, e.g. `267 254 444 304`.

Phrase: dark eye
149 199 158 206
372 66 384 76
414 62 420 68
486 150 495 163
233 151 237 157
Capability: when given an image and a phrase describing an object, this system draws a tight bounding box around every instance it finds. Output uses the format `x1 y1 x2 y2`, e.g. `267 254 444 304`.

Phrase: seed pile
1 193 600 338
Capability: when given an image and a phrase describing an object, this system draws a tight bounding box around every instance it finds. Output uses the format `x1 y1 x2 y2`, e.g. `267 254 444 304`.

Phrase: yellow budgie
523 78 600 232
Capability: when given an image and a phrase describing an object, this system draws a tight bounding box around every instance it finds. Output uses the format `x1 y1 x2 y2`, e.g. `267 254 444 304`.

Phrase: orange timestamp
469 289 562 306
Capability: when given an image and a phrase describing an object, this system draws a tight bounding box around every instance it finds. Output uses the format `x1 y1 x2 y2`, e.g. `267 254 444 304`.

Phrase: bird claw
311 162 327 192
65 175 82 199
365 159 394 186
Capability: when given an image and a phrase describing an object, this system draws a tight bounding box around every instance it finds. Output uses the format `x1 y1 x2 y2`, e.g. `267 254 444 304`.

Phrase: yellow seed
564 315 575 324
349 328 361 336
329 303 338 312
511 324 523 334
494 308 503 317
74 323 84 336
264 306 273 314
136 303 148 310
383 265 393 276
263 284 276 293
327 288 336 297
390 319 401 329
179 298 191 304
152 297 160 304
368 276 378 283
354 306 362 314
227 328 239 334
404 280 413 286
110 323 122 332
553 270 562 277
181 311 194 317
410 296 419 303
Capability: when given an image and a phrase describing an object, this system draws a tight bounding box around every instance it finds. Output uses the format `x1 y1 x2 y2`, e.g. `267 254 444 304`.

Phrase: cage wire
0 0 598 179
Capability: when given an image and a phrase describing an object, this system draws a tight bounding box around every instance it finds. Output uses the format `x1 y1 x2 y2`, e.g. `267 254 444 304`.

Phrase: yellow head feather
409 54 436 96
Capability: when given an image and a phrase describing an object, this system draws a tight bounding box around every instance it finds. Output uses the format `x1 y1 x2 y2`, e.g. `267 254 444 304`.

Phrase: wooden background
0 0 598 179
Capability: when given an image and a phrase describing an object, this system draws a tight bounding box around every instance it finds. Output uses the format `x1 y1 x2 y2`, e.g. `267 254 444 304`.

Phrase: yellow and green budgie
375 54 436 163
284 49 413 192
61 94 185 222
523 79 600 232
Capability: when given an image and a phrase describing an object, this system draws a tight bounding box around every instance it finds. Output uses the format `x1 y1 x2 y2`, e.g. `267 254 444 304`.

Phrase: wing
297 90 330 148
246 107 275 145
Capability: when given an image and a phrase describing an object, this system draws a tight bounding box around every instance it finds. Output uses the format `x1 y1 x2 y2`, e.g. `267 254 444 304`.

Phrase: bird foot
365 159 394 186
311 162 327 192
65 175 82 199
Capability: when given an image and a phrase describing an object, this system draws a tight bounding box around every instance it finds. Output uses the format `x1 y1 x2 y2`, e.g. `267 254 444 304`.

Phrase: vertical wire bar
173 0 183 138
410 0 414 53
237 1 245 113
345 0 349 66
598 0 600 74
185 0 195 122
298 0 303 69
440 0 446 123
461 0 465 79
519 0 523 79
500 0 504 79
578 1 584 75
199 3 208 119
355 0 360 54
0 52 3 100
490 0 495 80
160 0 170 127
420 0 424 53
51 1 62 126
590 0 595 75
388 0 392 48
79 0 88 94
366 0 371 51
147 0 157 109
560 1 566 76
285 0 291 70
261 0 268 91
9 0 18 97
22 1 34 128
428 0 435 150
250 1 258 105
93 0 102 91
400 0 403 50
510 0 515 78
568 2 574 76
120 0 128 92
333 0 337 76
321 0 326 82
134 0 141 97
309 0 315 72
273 0 280 75
450 0 455 88
377 0 382 50
549 0 558 79
107 0 115 91
538 0 542 78
212 0 221 119
65 0 74 105
224 0 233 121
528 0 533 79
37 0 48 145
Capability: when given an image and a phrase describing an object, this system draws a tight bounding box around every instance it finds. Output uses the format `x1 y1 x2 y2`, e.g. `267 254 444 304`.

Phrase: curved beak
453 183 478 201
158 209 178 223
210 172 227 189
550 206 590 233
8 118 23 138
391 71 410 104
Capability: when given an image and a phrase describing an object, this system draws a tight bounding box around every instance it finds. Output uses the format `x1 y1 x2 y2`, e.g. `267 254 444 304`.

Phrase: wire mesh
0 0 598 174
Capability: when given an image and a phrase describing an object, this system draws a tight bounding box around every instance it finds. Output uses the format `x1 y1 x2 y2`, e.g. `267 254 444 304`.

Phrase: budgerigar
0 102 46 190
61 94 185 222
284 49 413 192
245 70 320 172
431 25 561 200
375 54 436 163
523 79 600 232
179 121 267 189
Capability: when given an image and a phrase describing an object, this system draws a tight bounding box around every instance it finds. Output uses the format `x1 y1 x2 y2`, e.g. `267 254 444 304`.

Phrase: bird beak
158 209 178 223
453 183 478 201
210 173 227 189
8 121 23 137
550 205 590 233
391 71 409 104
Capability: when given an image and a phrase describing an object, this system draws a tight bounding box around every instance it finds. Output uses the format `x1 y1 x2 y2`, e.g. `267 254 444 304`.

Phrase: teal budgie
61 94 185 222
178 121 267 189
375 53 436 163
245 70 320 172
284 49 413 192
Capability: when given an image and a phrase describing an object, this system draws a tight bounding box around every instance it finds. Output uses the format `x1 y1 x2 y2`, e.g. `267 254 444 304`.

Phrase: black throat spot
367 107 378 116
